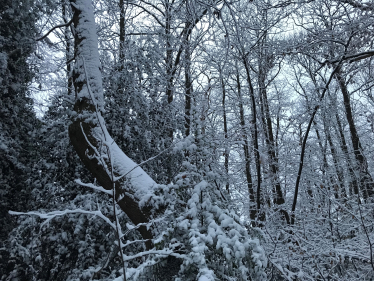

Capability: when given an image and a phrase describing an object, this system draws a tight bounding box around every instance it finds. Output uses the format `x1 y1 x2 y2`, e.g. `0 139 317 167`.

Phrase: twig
291 57 345 225
114 141 177 182
9 209 117 232
322 51 374 66
75 179 112 195
82 56 127 281
36 18 73 42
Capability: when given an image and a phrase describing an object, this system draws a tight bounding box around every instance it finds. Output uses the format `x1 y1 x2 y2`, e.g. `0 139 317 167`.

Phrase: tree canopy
2 0 374 280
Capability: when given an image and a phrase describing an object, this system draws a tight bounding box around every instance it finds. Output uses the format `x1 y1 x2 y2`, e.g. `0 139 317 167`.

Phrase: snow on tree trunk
68 0 156 249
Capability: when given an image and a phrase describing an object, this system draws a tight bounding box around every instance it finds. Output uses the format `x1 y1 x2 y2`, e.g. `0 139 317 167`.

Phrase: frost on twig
75 179 112 195
9 209 117 232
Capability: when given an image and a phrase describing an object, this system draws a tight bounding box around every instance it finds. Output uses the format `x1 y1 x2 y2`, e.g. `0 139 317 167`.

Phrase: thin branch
82 56 127 280
322 50 374 65
36 18 73 42
9 209 118 232
127 2 165 28
291 57 344 225
113 140 178 182
75 179 112 195
138 0 166 16
338 0 374 11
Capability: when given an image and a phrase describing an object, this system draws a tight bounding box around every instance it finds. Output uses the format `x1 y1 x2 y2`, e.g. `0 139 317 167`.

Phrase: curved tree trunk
68 0 155 249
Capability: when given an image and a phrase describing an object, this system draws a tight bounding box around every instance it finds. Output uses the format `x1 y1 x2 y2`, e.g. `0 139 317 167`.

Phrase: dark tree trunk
63 3 73 96
236 70 256 221
165 1 174 140
221 75 230 193
335 68 374 198
119 0 126 66
184 23 192 138
243 57 263 222
325 124 346 198
258 59 289 223
291 63 341 225
329 88 359 195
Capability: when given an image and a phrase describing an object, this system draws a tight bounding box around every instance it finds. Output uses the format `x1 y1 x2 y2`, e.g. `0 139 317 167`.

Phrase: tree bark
235 70 256 221
335 68 374 198
62 3 73 96
165 1 174 141
68 0 155 249
119 0 126 65
221 75 229 193
325 123 346 198
258 55 289 223
242 57 263 222
184 22 192 137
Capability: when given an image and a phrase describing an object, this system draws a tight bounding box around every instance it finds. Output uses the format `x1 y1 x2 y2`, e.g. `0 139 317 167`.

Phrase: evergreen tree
0 0 41 278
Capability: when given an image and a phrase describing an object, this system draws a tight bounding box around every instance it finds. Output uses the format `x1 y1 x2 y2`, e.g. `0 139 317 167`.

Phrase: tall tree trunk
184 24 192 138
63 3 73 96
164 1 176 183
236 71 256 221
221 75 229 193
325 123 346 198
291 63 341 225
335 110 359 196
335 68 374 198
258 57 289 223
165 1 174 139
328 90 359 195
119 0 125 65
313 121 328 179
242 57 263 221
68 0 154 249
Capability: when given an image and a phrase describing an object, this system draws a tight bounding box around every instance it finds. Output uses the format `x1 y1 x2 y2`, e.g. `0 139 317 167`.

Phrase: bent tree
62 0 267 280
68 0 155 250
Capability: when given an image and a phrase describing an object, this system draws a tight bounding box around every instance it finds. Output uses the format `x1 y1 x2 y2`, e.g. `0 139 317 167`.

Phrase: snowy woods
2 0 374 280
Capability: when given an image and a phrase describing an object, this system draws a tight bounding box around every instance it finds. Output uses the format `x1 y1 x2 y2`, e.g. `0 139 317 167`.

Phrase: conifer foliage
0 0 40 278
